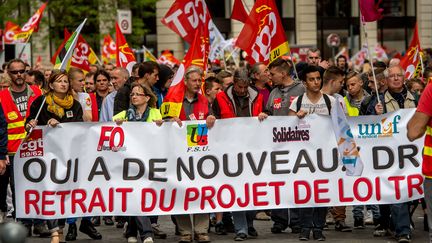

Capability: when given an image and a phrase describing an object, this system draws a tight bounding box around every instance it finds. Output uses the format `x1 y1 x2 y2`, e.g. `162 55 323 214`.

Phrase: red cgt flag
13 2 47 42
4 21 22 44
160 29 209 118
102 34 116 64
116 22 136 74
235 0 289 65
161 0 211 44
231 0 249 23
400 23 421 79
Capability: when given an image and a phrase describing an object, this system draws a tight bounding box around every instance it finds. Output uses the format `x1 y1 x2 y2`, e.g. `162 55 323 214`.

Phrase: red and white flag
4 21 22 44
12 2 47 43
102 34 116 64
161 0 211 45
235 0 289 65
160 29 209 119
116 22 136 74
400 23 422 79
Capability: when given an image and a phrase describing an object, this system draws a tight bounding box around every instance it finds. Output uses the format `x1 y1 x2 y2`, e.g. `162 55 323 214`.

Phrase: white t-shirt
77 92 92 111
289 93 336 115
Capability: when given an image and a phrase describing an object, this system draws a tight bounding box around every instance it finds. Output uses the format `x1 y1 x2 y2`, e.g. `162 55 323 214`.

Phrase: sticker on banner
186 124 209 152
20 129 43 158
97 126 126 152
357 114 401 139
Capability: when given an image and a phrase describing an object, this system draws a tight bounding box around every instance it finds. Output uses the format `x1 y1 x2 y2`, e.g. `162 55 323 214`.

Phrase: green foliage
0 0 156 54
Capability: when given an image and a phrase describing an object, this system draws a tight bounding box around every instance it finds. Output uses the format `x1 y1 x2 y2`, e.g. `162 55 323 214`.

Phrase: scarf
46 93 74 118
126 105 150 122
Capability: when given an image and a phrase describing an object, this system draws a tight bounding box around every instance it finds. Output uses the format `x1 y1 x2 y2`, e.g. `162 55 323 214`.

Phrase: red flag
102 34 116 64
71 31 99 72
161 0 211 44
13 2 47 42
231 0 249 23
235 0 290 65
116 22 136 74
4 21 22 44
51 28 69 64
359 0 383 22
160 29 209 118
400 23 421 79
158 50 180 67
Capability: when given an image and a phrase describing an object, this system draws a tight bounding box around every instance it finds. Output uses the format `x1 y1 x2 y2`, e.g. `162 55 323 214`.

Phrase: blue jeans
352 205 380 220
391 202 411 237
271 208 300 229
232 210 255 235
299 207 327 231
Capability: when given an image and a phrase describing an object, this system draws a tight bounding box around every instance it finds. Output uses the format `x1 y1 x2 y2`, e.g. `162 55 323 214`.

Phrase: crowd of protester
0 46 431 243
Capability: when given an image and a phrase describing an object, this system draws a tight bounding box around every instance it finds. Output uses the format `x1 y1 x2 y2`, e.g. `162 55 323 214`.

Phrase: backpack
296 94 332 115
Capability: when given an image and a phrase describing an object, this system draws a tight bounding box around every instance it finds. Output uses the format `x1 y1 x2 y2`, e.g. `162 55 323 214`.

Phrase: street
15 206 429 243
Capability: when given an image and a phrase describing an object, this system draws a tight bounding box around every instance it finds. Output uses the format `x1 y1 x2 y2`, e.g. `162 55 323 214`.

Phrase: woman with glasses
25 69 84 243
112 83 162 243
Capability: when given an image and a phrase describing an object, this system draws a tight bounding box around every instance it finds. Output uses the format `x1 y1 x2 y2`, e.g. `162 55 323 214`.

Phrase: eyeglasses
388 74 404 79
9 69 26 75
130 92 146 97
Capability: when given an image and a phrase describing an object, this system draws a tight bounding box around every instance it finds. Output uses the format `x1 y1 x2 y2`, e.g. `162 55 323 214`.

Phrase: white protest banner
14 109 424 219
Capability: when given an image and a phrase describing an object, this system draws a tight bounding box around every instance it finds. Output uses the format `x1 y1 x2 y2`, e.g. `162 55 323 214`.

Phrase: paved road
5 207 430 243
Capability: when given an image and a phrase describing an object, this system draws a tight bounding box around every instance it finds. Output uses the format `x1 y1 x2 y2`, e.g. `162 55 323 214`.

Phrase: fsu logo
20 129 43 158
186 124 210 153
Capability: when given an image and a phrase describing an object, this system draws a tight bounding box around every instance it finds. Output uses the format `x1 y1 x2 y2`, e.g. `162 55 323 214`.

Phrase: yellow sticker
7 111 18 121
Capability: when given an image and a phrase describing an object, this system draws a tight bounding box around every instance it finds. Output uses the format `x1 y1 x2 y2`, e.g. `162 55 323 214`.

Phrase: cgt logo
20 129 43 158
186 124 209 152
97 126 126 152
357 115 401 139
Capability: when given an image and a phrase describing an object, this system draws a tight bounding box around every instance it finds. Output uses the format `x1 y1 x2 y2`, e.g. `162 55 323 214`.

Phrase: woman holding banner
25 69 84 243
112 83 162 243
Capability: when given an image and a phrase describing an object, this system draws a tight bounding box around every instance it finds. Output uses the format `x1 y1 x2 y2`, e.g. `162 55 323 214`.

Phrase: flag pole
288 49 299 80
18 38 31 60
23 96 46 142
361 17 381 105
419 50 425 79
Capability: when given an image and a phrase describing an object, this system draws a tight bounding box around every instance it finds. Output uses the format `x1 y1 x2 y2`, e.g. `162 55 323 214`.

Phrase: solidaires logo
187 124 208 147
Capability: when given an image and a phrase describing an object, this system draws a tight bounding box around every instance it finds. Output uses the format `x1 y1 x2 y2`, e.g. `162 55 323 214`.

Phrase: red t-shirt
417 84 432 127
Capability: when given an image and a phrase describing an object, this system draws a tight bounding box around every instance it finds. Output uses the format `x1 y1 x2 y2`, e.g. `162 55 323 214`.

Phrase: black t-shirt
11 88 28 117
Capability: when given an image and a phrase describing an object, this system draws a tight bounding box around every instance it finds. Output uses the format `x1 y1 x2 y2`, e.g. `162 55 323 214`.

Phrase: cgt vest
0 85 42 153
179 94 209 121
216 86 263 118
423 125 432 178
89 93 99 122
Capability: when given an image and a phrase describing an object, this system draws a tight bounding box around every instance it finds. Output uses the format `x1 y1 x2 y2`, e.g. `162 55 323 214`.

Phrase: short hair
374 61 387 69
249 62 265 81
307 48 321 57
185 66 203 80
323 66 345 85
155 64 173 89
67 67 84 81
27 70 45 86
93 69 111 83
89 64 100 73
337 55 347 62
132 63 141 74
233 68 249 84
406 78 425 91
345 71 362 82
215 70 232 82
113 67 130 80
138 61 159 78
383 65 404 78
130 83 157 108
267 58 291 75
424 67 432 78
7 59 25 69
204 76 221 91
299 65 321 82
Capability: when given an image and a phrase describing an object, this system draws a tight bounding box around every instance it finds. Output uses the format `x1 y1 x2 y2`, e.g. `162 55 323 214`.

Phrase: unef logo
357 115 401 139
186 124 209 152
20 129 43 158
97 126 126 152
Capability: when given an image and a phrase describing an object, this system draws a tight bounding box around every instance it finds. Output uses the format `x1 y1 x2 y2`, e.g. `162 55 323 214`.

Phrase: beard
13 77 25 86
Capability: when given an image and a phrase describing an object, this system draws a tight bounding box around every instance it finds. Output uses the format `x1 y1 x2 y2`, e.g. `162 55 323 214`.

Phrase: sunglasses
130 92 147 97
9 69 27 75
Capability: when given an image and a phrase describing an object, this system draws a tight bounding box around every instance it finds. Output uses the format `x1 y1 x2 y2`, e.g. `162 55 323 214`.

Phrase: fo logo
20 129 43 158
97 126 126 152
187 124 208 147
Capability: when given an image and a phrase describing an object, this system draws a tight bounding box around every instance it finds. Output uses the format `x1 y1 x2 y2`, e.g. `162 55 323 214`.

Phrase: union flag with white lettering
235 0 289 65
